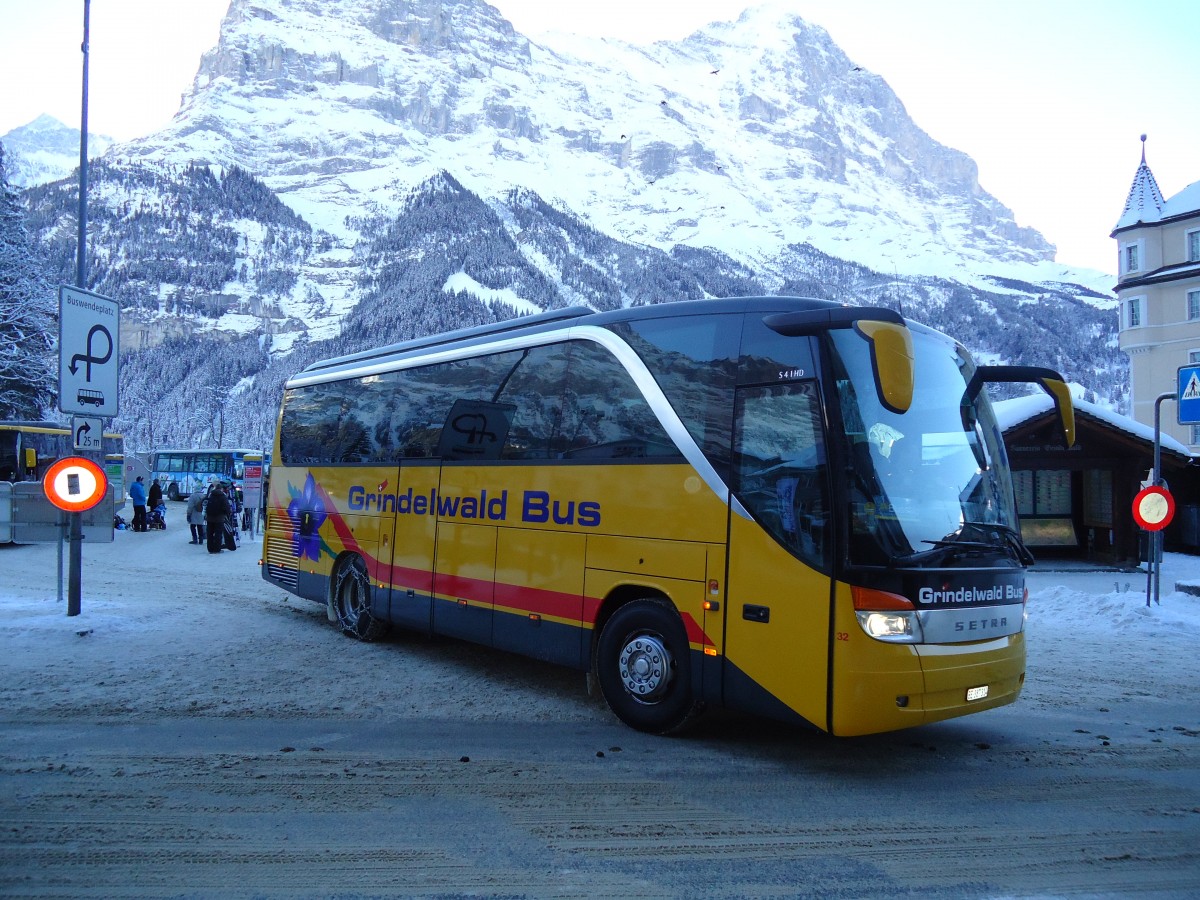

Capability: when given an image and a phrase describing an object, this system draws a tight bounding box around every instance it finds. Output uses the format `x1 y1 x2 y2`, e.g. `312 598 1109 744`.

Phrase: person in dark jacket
147 478 163 510
205 484 234 553
129 476 148 532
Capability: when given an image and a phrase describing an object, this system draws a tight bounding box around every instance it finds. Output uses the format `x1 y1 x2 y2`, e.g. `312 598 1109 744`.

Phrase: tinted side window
281 341 672 465
492 344 569 459
420 352 549 465
280 382 351 465
395 366 453 459
738 315 818 386
558 341 682 461
412 349 563 462
609 315 738 473
333 374 400 463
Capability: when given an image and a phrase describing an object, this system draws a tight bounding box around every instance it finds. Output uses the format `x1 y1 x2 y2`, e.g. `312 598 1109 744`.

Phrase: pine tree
0 143 57 418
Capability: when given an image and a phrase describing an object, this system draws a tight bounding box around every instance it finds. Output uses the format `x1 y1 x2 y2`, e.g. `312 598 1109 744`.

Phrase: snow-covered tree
0 143 56 419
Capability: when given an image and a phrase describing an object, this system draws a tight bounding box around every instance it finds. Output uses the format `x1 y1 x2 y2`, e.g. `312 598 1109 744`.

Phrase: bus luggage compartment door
433 520 495 645
387 464 439 632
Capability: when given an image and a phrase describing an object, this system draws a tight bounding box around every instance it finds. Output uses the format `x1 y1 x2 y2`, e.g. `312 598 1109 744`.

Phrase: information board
58 286 120 417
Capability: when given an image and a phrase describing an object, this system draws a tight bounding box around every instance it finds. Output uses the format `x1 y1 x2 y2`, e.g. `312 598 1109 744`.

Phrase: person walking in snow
186 487 207 545
205 483 234 553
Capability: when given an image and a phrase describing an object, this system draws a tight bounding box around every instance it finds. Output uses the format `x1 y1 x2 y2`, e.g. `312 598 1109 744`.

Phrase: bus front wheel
332 555 387 642
167 483 179 501
595 598 699 735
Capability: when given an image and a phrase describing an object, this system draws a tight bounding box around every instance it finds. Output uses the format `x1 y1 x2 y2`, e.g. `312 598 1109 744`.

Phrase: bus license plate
966 685 989 701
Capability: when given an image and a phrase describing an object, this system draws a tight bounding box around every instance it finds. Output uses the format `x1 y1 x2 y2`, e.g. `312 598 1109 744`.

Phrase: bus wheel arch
592 591 701 735
330 552 387 642
166 483 179 501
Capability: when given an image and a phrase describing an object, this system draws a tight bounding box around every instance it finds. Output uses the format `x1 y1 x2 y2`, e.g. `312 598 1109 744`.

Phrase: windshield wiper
892 538 994 567
924 539 995 551
892 523 1031 568
961 520 1036 566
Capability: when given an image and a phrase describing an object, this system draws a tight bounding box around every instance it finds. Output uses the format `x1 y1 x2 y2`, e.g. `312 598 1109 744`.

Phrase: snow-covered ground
2 527 1198 897
0 525 1195 724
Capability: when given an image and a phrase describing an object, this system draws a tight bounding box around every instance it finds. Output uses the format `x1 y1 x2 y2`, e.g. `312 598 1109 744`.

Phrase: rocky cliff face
118 0 1058 284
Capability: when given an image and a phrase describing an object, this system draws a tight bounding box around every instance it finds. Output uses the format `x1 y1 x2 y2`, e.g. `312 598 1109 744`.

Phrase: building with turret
1115 137 1200 448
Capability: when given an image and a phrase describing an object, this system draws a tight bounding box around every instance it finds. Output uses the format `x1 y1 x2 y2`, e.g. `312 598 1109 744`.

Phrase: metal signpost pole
65 0 92 618
1151 393 1174 607
57 514 65 604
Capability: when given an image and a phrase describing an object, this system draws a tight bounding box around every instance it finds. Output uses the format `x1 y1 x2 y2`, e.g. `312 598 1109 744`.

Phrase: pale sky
1 0 1196 276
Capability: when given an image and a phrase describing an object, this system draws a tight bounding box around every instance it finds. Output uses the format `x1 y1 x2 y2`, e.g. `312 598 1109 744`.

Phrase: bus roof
294 297 853 383
299 305 595 377
0 421 124 438
151 448 263 455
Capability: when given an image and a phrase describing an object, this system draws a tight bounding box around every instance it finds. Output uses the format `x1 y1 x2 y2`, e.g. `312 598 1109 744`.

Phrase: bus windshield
830 327 1021 567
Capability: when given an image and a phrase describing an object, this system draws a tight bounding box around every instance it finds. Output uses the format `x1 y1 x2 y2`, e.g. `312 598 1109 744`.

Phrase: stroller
147 502 167 530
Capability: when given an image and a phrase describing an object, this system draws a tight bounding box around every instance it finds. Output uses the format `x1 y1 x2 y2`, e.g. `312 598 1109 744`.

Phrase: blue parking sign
1178 366 1200 425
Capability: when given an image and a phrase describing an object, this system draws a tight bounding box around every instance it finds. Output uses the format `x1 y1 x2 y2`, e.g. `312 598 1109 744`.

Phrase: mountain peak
0 115 114 187
111 0 1057 287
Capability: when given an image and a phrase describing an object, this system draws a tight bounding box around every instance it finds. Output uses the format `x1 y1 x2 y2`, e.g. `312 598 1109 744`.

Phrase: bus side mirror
966 365 1075 448
853 320 914 415
1038 376 1076 448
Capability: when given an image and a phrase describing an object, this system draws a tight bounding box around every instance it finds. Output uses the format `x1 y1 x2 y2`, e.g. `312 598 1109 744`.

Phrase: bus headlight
851 585 923 643
855 610 923 643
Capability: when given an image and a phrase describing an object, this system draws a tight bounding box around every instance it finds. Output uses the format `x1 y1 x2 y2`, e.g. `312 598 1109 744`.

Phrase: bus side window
494 343 569 460
612 316 739 474
281 384 345 464
556 341 682 461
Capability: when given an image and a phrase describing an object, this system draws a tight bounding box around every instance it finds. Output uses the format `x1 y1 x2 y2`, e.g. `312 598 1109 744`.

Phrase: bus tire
332 555 387 642
595 598 699 735
167 483 179 501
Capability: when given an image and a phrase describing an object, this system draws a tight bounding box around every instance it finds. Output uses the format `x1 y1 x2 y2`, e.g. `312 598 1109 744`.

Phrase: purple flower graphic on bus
287 473 327 562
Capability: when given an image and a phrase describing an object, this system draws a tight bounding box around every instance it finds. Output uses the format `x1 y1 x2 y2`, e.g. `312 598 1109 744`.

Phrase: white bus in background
149 448 264 501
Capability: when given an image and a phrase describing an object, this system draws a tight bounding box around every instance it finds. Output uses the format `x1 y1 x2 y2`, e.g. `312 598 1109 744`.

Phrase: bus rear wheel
167 483 179 501
595 598 700 734
333 555 387 642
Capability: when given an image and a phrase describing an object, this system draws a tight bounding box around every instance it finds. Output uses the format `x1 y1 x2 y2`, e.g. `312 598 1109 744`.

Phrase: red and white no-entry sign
43 456 108 512
1132 485 1175 532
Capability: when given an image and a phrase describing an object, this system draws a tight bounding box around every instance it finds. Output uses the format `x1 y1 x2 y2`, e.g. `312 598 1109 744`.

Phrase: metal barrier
9 482 115 544
0 482 11 544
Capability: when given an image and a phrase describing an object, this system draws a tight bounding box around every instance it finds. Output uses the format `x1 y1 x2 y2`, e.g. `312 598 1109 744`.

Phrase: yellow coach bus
262 297 1074 736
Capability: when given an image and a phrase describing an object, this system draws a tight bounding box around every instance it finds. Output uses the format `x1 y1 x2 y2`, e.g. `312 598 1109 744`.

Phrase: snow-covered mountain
14 0 1124 450
1 114 113 188
121 0 1101 286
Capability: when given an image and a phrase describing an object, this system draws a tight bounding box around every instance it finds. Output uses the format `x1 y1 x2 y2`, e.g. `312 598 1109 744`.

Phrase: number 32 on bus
262 297 1074 737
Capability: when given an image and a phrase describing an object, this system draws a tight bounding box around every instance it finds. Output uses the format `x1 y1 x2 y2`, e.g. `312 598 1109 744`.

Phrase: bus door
722 381 834 729
387 461 440 632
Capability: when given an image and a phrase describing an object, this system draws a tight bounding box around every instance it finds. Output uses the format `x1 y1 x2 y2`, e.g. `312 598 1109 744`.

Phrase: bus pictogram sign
1132 485 1175 531
43 456 108 513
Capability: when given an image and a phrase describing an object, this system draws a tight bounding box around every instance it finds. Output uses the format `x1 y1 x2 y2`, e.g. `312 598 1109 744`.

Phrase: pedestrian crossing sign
1178 366 1200 424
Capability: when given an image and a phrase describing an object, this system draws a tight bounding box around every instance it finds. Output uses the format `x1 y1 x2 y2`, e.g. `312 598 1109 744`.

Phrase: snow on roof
995 393 1193 459
1113 138 1199 232
1114 158 1165 230
1163 179 1200 220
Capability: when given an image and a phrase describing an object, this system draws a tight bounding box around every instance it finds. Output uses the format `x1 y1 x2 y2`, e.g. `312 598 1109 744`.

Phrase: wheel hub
618 634 672 702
